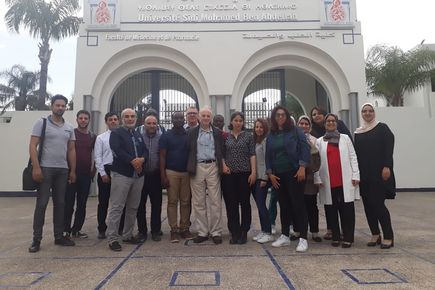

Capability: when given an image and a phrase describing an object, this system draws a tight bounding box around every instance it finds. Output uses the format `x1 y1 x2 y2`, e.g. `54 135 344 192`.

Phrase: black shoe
151 232 162 242
367 236 381 247
212 236 223 245
323 232 332 240
380 240 394 249
312 236 322 243
158 230 163 236
331 241 340 247
109 241 122 251
229 235 239 245
72 231 88 239
122 236 141 244
97 232 106 239
28 240 40 253
193 235 209 244
342 242 352 248
290 234 300 241
54 235 75 246
238 231 247 244
137 233 148 243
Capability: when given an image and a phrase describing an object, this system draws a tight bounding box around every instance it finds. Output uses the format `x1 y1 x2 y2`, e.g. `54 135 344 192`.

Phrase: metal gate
242 69 285 129
110 70 198 129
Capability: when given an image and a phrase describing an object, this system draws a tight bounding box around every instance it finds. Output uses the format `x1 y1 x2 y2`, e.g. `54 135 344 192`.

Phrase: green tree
366 45 435 106
0 64 43 113
4 0 81 109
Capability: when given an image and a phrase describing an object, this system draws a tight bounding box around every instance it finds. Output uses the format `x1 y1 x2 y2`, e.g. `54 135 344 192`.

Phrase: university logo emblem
321 0 353 28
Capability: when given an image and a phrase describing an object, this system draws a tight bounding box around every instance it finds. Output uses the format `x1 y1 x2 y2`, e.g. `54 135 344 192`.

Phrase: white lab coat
314 134 360 205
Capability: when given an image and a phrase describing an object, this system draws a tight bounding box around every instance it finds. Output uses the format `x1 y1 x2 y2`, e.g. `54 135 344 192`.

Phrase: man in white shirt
94 112 120 239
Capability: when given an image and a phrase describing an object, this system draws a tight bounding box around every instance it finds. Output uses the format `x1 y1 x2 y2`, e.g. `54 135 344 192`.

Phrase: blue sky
0 0 434 100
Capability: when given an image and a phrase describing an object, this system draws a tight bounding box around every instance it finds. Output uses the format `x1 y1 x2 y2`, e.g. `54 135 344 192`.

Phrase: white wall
0 108 434 191
375 107 435 189
0 111 76 192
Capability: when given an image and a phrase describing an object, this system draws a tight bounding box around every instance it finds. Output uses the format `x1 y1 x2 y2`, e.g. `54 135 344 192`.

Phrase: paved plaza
0 191 434 289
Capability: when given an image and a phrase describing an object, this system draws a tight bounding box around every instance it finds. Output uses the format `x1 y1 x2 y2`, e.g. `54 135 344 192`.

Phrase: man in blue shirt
160 112 193 243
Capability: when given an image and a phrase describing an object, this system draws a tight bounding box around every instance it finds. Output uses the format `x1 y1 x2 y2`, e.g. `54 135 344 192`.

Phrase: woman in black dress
354 103 395 249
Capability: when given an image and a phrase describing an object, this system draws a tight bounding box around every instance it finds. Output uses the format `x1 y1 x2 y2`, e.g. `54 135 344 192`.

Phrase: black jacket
186 125 224 175
110 127 148 177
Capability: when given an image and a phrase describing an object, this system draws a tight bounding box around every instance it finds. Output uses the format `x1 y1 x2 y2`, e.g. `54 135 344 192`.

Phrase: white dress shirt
94 130 114 177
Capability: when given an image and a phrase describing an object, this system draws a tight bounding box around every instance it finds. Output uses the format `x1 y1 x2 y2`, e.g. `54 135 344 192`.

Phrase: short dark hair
76 109 91 118
270 105 294 133
104 112 118 122
51 94 68 105
253 118 269 144
228 111 246 130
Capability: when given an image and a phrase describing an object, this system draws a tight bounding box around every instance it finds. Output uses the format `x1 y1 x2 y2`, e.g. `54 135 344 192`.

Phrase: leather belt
198 159 216 164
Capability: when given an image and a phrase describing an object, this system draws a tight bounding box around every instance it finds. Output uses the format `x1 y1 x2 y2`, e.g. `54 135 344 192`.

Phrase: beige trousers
190 162 223 237
166 169 191 232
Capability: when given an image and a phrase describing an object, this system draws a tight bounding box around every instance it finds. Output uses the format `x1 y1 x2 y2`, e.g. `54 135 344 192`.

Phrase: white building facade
75 0 366 132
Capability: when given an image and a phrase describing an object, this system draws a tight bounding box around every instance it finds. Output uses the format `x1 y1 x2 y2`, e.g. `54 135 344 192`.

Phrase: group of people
27 94 396 254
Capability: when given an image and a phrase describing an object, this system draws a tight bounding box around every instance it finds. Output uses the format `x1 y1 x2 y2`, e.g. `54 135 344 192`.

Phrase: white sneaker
252 232 265 241
257 233 274 244
271 225 277 235
296 238 308 252
271 234 290 247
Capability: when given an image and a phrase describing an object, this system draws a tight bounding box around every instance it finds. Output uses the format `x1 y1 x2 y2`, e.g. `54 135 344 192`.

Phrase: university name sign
85 0 354 29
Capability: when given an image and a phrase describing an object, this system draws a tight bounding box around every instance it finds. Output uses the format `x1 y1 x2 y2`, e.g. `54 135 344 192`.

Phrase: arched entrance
110 70 198 128
242 69 329 129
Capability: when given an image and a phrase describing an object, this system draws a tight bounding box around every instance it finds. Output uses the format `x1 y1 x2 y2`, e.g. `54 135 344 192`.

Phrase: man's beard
53 110 64 117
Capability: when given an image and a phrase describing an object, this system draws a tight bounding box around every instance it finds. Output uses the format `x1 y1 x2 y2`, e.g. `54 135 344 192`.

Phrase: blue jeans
252 180 271 233
268 188 278 226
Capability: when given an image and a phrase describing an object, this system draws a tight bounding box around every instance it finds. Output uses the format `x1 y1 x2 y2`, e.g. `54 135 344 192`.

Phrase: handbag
22 118 47 190
309 143 321 173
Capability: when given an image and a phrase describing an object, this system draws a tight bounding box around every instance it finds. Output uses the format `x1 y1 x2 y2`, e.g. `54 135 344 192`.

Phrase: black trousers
304 194 319 233
361 181 394 240
137 171 162 234
276 171 308 239
324 187 355 243
64 173 91 233
222 172 252 239
97 165 124 234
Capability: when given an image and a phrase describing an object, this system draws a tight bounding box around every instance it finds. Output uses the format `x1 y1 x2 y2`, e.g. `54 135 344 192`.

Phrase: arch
90 44 208 131
233 41 351 113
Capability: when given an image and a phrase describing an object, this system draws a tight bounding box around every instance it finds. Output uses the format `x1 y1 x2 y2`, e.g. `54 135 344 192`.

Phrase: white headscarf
355 103 379 134
297 115 316 145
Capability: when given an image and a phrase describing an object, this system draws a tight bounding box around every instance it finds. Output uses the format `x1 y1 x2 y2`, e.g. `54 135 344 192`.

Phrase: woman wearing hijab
310 106 352 240
297 116 322 242
354 103 395 249
265 106 311 252
314 114 360 248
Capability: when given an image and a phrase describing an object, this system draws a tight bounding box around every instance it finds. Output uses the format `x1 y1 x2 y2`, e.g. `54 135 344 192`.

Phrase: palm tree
4 0 81 109
366 45 435 106
0 64 43 113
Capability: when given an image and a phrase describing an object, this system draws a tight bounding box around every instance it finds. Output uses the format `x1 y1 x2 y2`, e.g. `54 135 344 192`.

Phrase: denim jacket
265 127 311 174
